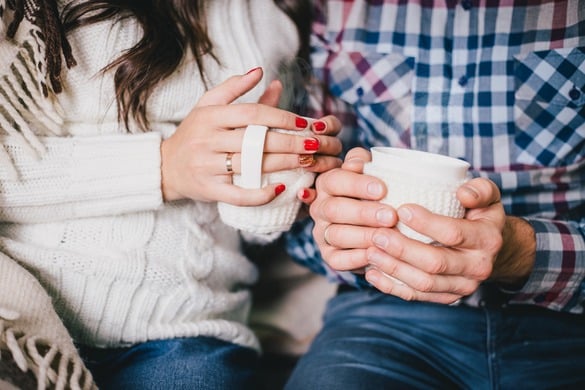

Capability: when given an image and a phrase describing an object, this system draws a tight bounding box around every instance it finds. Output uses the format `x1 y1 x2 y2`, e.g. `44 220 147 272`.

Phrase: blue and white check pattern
286 0 585 313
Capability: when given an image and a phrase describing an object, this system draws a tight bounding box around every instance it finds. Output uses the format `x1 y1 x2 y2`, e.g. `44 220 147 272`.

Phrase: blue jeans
79 337 259 389
285 289 585 389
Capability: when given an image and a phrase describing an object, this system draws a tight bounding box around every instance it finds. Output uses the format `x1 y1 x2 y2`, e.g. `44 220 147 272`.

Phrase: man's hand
310 148 537 304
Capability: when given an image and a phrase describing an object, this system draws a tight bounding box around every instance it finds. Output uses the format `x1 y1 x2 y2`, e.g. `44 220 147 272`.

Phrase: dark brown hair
5 0 311 130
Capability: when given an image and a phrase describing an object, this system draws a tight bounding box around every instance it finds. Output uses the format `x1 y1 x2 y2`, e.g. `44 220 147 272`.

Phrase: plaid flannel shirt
286 0 585 313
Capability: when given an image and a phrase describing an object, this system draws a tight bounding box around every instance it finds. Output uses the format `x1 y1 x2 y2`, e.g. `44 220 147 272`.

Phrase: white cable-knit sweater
0 0 299 350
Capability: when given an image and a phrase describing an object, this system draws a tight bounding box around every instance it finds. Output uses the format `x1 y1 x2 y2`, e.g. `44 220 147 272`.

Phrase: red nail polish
295 117 308 128
304 138 320 151
275 184 286 196
246 67 261 75
301 189 311 199
313 121 326 132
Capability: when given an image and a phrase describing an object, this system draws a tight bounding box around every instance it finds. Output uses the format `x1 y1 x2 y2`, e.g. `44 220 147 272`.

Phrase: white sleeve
0 133 163 223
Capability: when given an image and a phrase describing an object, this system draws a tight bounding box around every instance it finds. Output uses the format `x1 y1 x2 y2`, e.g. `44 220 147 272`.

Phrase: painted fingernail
275 184 286 196
313 121 326 132
301 189 311 199
398 207 412 222
304 138 320 151
246 66 261 75
295 117 308 128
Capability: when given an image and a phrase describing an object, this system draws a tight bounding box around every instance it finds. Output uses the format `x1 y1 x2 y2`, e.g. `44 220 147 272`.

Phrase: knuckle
237 104 260 123
457 281 480 297
384 260 399 277
415 276 435 293
400 290 416 301
443 227 465 247
427 256 448 275
486 228 504 255
475 261 493 281
314 172 327 190
376 280 395 295
466 281 481 296
229 191 246 205
322 199 340 220
326 251 346 270
308 201 320 220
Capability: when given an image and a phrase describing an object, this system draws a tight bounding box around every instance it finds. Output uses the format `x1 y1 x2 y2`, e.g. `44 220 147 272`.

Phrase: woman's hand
161 68 342 204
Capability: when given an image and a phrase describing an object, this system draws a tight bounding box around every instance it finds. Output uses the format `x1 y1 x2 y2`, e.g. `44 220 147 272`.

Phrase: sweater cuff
68 133 164 216
1 133 163 221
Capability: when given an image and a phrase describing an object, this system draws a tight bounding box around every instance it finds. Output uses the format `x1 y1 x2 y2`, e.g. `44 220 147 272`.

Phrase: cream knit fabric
0 253 96 389
218 127 316 238
363 164 467 243
0 0 299 354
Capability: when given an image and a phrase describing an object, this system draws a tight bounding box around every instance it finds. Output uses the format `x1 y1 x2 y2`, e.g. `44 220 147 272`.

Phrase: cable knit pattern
0 0 299 352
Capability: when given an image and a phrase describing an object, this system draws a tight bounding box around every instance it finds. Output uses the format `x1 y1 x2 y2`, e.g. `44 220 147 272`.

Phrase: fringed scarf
0 2 95 388
0 252 97 390
0 0 76 179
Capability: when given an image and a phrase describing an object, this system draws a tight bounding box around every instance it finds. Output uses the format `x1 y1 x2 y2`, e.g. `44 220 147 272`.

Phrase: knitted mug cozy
218 124 315 238
364 147 470 243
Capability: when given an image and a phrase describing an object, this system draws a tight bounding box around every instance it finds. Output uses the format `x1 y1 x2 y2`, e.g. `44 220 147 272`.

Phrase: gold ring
323 224 333 246
225 152 234 174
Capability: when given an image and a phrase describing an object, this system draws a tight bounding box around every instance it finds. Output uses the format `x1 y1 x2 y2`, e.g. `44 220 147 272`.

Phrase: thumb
457 177 501 209
197 67 263 107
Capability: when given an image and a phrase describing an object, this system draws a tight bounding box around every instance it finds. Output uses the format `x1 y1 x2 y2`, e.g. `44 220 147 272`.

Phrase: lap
286 289 585 390
79 337 260 390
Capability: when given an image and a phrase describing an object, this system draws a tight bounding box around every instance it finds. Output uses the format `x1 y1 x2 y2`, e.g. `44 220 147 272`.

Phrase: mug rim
370 146 470 179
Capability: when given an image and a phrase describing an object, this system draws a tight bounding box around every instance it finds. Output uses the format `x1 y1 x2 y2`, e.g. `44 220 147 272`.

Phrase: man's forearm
489 216 536 286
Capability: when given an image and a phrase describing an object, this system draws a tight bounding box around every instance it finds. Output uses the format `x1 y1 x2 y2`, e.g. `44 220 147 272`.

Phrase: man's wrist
489 216 536 287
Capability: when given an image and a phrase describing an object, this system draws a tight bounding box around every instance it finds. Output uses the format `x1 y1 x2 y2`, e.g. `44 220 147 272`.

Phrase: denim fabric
79 337 259 390
285 290 585 390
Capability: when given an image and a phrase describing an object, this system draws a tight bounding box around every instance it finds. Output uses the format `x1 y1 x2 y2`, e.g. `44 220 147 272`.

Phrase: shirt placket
449 1 480 160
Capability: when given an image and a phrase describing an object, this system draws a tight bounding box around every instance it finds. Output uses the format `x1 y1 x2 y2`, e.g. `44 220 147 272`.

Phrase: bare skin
304 147 536 304
161 67 343 204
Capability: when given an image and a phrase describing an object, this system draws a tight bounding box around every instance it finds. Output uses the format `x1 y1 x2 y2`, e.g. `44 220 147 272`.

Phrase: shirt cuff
507 218 585 313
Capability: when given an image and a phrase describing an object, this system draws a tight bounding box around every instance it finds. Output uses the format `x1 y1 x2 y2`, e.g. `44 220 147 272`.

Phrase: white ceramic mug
363 146 470 243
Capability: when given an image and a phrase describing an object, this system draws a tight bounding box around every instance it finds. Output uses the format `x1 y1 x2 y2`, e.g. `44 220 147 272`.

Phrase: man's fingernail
376 209 394 225
398 207 412 222
365 269 379 284
373 233 389 248
461 184 480 199
367 182 383 196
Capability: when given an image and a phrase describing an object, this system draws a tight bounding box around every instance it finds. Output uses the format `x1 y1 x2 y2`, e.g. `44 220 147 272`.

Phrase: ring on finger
323 224 333 246
225 152 234 174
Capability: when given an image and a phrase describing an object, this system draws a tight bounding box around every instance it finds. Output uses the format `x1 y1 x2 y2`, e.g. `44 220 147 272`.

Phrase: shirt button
569 87 581 100
458 75 468 86
356 87 364 97
461 0 473 10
